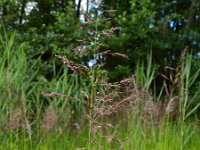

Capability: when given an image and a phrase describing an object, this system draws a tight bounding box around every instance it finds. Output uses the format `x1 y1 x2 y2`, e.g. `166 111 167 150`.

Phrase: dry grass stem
165 96 180 118
41 92 66 97
99 50 111 56
104 10 118 13
111 53 129 59
56 55 88 72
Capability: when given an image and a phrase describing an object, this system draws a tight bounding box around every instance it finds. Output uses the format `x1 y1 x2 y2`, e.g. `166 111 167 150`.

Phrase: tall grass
1 22 200 150
0 30 85 149
123 116 200 150
180 54 200 120
135 52 157 91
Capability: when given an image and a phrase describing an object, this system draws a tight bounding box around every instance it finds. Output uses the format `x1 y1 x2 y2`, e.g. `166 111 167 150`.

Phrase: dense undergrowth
1 7 200 150
1 30 200 150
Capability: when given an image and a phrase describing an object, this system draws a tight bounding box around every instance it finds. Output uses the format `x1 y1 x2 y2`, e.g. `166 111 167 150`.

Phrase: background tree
0 0 200 83
101 0 200 82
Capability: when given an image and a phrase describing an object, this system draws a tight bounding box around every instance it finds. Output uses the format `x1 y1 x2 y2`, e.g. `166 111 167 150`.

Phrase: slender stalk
88 10 99 150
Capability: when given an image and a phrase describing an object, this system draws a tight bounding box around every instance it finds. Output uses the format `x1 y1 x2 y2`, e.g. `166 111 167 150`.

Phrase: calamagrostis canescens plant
42 3 131 149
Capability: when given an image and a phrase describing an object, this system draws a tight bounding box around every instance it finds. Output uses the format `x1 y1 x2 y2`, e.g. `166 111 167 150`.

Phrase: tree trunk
86 0 89 14
162 16 168 36
19 0 26 24
187 0 198 28
77 0 82 17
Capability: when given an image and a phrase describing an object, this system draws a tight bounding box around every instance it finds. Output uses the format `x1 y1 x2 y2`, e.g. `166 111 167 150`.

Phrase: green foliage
108 65 131 82
1 1 200 149
0 30 85 132
123 116 200 150
1 118 200 149
180 54 200 120
102 0 200 80
135 52 157 90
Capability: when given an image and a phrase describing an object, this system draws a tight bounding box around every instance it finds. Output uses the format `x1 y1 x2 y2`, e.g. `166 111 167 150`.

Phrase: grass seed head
42 107 58 132
9 107 24 130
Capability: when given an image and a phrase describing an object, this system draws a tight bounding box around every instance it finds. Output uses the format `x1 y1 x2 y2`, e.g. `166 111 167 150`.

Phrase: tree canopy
0 0 200 82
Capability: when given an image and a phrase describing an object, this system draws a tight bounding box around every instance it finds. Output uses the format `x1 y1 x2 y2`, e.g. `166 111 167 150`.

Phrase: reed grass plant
1 6 200 150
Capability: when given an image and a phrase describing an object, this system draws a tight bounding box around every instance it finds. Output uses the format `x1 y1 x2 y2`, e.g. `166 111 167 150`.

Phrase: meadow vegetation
1 0 200 150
